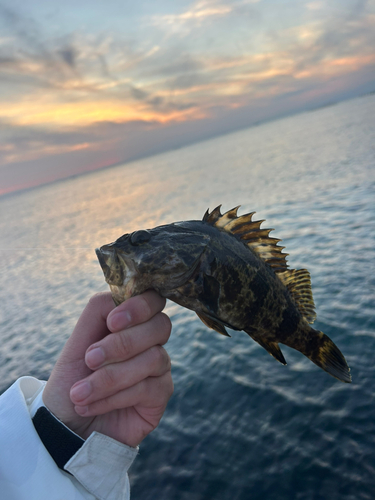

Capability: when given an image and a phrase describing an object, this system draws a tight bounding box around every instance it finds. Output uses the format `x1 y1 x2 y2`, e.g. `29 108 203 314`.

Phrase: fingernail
75 405 89 416
70 381 91 402
109 310 132 331
85 347 105 368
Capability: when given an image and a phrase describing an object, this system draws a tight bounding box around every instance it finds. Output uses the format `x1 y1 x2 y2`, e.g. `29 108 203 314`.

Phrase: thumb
61 292 116 363
43 293 116 420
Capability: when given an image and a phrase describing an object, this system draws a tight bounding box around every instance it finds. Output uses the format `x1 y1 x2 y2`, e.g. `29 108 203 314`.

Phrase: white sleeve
0 377 138 500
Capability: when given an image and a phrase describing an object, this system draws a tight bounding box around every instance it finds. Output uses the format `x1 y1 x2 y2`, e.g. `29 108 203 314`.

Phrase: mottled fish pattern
96 206 351 383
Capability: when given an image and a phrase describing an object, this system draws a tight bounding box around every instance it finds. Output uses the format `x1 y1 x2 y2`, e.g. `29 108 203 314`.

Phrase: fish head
96 223 208 305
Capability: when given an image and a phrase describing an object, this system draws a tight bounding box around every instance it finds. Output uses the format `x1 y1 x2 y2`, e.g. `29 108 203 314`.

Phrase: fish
96 205 351 383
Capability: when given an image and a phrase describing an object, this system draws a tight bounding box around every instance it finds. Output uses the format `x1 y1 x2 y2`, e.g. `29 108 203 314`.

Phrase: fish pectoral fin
248 334 287 365
202 273 221 312
196 312 231 337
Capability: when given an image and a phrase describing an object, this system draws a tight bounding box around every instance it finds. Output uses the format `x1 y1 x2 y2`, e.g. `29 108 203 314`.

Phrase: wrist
32 406 85 472
43 380 94 439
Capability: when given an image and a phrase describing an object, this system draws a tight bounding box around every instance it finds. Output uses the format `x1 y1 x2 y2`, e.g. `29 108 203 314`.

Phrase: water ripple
1 95 375 499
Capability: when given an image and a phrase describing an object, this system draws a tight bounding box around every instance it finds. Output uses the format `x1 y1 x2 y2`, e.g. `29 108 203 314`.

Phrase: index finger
107 290 166 333
85 312 172 370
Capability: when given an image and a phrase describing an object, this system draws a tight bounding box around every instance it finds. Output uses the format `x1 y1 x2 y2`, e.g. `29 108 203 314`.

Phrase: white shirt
0 377 138 500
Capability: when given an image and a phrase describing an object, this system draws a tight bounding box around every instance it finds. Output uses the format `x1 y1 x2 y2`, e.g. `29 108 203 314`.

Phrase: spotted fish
96 206 351 383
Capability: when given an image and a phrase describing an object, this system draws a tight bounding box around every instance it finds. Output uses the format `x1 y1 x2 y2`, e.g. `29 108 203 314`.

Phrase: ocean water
1 94 374 499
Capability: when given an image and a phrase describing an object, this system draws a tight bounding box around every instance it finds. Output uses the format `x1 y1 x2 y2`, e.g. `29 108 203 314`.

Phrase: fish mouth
96 245 125 286
96 247 111 276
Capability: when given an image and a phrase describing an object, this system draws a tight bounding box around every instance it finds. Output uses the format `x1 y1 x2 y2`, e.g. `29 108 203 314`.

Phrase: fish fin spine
203 205 289 272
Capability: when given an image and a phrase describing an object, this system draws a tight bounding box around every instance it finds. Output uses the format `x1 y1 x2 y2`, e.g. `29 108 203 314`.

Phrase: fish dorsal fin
203 205 288 272
277 269 317 324
203 205 223 225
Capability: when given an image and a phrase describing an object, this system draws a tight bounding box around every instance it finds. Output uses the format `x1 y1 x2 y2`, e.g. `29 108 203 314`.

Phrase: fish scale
96 205 351 383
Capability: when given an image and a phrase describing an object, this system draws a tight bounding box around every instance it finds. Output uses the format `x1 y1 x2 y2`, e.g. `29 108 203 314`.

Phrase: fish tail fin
293 327 351 383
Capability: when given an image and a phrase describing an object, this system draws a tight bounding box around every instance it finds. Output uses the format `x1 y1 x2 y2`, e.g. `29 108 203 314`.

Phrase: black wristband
32 406 85 471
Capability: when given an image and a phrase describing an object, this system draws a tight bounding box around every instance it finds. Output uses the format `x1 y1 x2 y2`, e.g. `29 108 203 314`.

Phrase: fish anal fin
202 205 288 272
249 335 287 365
196 312 231 337
278 269 317 324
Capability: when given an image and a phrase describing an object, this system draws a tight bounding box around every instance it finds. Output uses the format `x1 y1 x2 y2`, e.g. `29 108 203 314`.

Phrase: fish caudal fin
293 328 351 383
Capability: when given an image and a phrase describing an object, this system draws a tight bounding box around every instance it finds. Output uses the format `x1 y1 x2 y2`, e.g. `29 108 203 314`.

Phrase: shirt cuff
27 382 138 500
65 432 138 500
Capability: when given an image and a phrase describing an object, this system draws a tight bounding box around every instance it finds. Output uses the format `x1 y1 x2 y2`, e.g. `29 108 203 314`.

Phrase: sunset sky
0 0 374 195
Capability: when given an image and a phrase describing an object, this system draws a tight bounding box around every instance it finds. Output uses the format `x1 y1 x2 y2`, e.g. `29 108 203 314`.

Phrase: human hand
43 291 173 448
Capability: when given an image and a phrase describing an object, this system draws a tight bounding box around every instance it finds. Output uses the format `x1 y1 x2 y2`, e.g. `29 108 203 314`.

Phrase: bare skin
43 291 174 448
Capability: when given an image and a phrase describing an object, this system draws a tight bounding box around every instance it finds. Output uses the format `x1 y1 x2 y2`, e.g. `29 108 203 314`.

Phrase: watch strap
32 406 85 472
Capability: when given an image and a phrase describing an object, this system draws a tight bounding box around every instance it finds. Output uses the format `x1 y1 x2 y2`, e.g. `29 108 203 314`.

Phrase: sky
0 0 374 195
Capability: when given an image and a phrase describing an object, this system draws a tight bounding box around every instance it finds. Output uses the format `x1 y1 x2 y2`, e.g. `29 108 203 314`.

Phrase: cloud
1 1 373 118
0 0 374 195
305 1 324 11
0 118 95 166
149 0 261 42
0 6 121 94
58 46 78 69
151 0 233 33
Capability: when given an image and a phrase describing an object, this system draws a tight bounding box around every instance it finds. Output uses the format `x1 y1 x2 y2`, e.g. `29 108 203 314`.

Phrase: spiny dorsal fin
277 269 317 324
203 205 288 272
203 205 223 225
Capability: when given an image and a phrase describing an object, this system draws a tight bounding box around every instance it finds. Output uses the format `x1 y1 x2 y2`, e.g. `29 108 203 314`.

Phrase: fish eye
130 230 151 246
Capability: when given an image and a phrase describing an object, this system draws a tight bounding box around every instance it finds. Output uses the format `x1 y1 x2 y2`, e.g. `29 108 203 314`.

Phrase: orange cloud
1 40 373 138
294 54 375 80
0 97 204 128
1 142 91 166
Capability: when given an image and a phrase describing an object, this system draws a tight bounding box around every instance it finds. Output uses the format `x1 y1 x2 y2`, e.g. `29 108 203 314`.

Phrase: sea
0 94 374 500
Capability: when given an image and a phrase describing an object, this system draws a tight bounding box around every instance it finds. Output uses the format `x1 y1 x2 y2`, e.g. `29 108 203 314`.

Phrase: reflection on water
1 94 375 500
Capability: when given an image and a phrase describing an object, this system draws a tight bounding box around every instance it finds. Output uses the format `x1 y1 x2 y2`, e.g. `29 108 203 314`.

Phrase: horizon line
1 90 374 201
